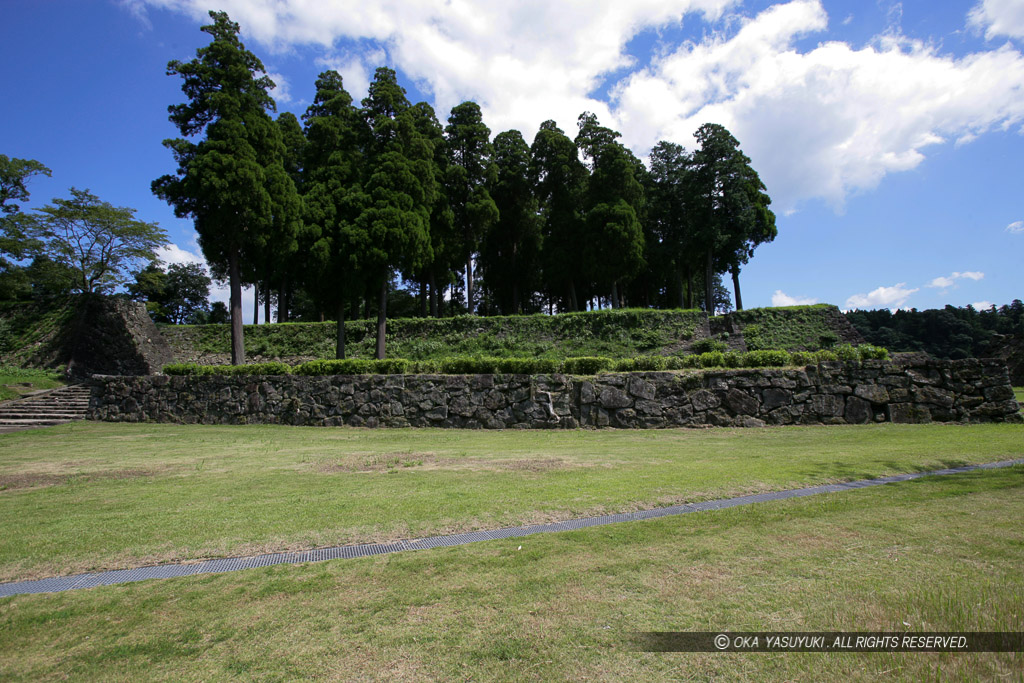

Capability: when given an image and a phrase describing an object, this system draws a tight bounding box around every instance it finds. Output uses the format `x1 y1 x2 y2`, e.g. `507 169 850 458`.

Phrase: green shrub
562 356 615 375
690 338 728 354
695 351 725 368
813 349 839 362
163 362 292 376
834 344 860 361
857 344 890 360
742 350 792 367
722 352 743 368
294 359 376 375
611 356 669 372
790 351 815 366
495 357 560 374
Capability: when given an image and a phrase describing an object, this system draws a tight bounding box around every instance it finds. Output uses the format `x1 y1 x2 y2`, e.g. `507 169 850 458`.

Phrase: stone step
0 411 86 419
0 418 72 426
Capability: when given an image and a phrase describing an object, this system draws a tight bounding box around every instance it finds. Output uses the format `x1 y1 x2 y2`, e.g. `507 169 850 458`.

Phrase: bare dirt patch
0 468 160 492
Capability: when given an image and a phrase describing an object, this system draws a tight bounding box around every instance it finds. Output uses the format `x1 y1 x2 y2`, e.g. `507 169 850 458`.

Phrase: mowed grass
0 422 1022 582
1015 386 1023 411
0 466 1021 681
0 367 64 402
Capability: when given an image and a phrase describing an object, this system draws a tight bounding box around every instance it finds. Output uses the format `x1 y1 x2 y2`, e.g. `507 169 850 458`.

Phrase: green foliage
613 356 669 372
740 350 791 367
562 357 615 375
163 362 292 376
28 188 168 295
729 304 842 351
162 308 706 362
846 301 1024 360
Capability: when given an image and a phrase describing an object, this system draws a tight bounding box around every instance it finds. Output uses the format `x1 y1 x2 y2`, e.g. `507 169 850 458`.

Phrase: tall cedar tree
576 113 645 308
275 111 307 321
444 102 498 314
408 102 455 317
689 123 772 314
481 130 542 314
302 71 367 357
647 141 703 308
153 11 300 363
530 120 588 311
358 67 436 358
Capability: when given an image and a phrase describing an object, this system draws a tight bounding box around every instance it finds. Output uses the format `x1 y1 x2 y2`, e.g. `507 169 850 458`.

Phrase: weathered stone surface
854 384 889 404
690 389 720 412
725 388 759 415
599 386 633 409
844 396 871 424
87 358 1020 429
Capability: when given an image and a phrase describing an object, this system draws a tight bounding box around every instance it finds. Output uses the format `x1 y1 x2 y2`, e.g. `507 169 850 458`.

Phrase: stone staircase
0 385 91 433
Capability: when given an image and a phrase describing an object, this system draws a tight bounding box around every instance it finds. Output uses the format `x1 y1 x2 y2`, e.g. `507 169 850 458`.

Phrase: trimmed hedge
162 345 890 377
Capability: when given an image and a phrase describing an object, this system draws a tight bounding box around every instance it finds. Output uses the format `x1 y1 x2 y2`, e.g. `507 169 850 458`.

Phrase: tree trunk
568 281 578 312
731 264 743 311
677 268 686 309
465 256 474 315
686 265 694 310
335 299 346 359
229 248 245 365
419 279 427 317
611 281 619 309
704 249 714 315
375 277 388 360
253 283 259 325
264 281 271 324
429 269 438 317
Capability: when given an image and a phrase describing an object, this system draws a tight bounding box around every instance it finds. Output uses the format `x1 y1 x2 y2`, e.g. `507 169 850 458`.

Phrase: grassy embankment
0 367 64 402
0 452 1020 680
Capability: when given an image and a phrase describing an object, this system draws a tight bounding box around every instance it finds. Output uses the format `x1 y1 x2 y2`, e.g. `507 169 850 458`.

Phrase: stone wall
88 357 1021 428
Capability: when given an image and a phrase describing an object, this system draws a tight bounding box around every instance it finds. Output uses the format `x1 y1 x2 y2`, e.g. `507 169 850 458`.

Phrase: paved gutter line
2 458 1022 598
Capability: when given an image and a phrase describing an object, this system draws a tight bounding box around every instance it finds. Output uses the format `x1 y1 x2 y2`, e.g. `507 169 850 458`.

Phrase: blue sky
2 0 1022 321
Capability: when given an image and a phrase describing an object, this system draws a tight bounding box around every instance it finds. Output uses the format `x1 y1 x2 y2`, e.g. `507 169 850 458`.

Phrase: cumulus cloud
972 300 995 310
131 0 1024 211
845 283 919 310
155 242 205 268
927 271 985 288
968 0 1024 39
265 71 292 103
1007 220 1024 233
614 0 1024 211
771 290 818 306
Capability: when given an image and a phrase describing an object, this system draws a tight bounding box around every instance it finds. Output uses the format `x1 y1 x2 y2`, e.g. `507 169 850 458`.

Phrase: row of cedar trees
154 12 777 364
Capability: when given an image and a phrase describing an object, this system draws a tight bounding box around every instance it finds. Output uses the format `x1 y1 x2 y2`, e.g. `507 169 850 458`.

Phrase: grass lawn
0 464 1020 680
0 422 1022 583
1015 387 1023 412
0 367 64 402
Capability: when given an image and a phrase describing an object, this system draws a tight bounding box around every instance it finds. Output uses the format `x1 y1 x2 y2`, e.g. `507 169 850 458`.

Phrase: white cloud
968 0 1024 39
132 0 1024 212
845 282 918 310
315 49 386 102
972 300 994 310
926 271 985 288
155 242 205 268
265 71 292 103
614 0 1024 211
927 276 955 288
1007 220 1024 233
771 289 817 306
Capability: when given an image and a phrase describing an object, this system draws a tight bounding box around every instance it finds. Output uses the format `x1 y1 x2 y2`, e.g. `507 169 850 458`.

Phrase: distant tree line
846 301 1024 359
154 11 777 363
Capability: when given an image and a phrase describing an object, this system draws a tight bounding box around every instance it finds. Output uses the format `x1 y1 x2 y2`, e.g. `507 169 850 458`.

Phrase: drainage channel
2 458 1021 598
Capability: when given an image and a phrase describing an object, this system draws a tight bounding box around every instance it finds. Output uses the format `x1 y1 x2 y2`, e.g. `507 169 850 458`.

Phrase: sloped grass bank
0 465 1020 680
0 298 77 368
0 367 65 402
161 308 708 362
0 422 1021 582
